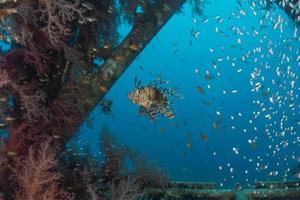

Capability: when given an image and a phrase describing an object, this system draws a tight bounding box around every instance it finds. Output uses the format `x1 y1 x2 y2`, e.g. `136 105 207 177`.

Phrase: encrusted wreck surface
274 0 299 26
147 181 300 200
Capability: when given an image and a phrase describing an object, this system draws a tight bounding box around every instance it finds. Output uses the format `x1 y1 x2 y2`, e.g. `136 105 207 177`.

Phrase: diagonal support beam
80 1 187 116
275 0 300 26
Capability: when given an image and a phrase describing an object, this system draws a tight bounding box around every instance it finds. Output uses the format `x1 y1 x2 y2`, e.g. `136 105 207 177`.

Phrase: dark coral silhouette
60 127 168 200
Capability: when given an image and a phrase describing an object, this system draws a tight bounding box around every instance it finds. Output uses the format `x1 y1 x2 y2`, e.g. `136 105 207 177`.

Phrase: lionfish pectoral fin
134 76 142 89
159 106 175 119
145 107 157 123
138 107 146 115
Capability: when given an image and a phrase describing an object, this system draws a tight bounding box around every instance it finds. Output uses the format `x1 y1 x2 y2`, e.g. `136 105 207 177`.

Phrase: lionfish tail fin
145 107 158 123
160 106 175 119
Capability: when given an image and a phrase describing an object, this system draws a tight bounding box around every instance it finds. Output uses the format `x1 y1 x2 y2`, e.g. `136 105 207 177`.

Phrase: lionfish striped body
128 86 175 122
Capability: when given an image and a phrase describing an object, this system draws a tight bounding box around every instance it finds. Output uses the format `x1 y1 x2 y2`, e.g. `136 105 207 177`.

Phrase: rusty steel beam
254 180 300 189
275 0 300 25
147 181 300 200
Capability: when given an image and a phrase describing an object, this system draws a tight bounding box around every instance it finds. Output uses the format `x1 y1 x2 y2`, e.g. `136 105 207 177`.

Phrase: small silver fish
86 17 97 22
81 2 95 10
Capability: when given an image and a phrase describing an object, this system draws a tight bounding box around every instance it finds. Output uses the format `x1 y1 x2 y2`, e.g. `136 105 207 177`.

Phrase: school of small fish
139 0 299 187
188 0 300 187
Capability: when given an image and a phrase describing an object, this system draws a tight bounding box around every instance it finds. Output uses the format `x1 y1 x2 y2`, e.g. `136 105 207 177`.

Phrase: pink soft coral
38 0 86 49
0 69 11 88
110 177 144 200
0 51 50 124
50 85 83 137
3 84 84 156
12 83 51 123
13 139 71 200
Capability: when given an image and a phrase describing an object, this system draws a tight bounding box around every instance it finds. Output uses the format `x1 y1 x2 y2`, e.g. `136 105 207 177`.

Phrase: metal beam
275 0 300 26
147 181 300 200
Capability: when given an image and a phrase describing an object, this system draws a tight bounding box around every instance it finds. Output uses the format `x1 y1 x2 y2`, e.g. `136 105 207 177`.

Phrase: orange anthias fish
212 121 219 129
196 86 205 94
249 141 257 149
200 133 208 141
204 71 214 80
186 143 192 149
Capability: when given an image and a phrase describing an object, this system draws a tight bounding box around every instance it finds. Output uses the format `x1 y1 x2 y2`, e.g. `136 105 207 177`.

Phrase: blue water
75 0 299 189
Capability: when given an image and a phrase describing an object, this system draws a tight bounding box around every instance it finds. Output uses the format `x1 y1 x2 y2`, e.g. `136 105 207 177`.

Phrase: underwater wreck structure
0 0 299 199
274 0 300 26
147 180 300 200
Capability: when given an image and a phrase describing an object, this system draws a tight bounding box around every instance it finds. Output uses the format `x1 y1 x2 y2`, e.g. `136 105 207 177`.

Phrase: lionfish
128 76 180 122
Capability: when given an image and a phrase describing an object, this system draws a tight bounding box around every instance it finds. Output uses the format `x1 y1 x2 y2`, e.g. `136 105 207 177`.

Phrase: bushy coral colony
0 0 182 199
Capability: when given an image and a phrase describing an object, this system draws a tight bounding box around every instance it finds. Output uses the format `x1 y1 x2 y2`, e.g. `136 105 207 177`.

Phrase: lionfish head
128 89 140 104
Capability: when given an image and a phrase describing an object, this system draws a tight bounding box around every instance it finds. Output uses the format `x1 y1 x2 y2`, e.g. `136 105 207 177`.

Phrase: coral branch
3 84 84 156
110 177 144 200
87 185 104 200
50 85 84 137
38 0 86 49
0 69 10 88
12 84 50 123
13 139 71 200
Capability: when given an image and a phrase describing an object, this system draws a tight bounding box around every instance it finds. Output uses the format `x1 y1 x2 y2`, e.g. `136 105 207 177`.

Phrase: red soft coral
12 83 51 123
50 86 83 137
0 69 11 88
109 177 144 200
3 84 84 156
0 69 12 122
38 0 86 49
23 50 50 76
0 50 50 124
13 139 71 200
